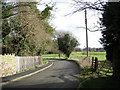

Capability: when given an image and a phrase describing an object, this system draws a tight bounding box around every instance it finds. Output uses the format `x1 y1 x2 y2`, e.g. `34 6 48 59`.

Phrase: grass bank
80 76 120 88
77 60 115 88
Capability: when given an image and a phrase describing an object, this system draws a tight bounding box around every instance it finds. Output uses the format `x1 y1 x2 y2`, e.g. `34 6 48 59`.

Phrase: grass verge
16 60 48 74
80 76 120 88
77 61 119 88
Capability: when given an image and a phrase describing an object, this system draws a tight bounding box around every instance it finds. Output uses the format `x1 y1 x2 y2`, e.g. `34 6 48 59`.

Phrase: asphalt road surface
3 60 80 89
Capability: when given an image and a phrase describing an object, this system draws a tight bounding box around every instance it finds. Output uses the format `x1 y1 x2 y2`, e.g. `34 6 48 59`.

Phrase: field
42 52 106 61
42 52 115 88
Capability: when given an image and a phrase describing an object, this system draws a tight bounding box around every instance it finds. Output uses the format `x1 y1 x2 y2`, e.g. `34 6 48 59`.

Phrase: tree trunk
112 46 120 80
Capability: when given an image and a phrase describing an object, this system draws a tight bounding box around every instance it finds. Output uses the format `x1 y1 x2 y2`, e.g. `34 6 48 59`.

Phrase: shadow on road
2 60 81 90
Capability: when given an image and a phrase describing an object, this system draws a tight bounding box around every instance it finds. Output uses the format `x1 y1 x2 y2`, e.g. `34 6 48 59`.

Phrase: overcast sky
37 0 104 49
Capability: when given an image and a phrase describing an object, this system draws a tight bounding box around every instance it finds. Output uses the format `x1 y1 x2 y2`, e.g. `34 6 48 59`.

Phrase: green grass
78 59 114 88
78 67 114 88
42 52 117 88
42 52 106 61
80 77 120 88
42 60 48 64
16 61 48 74
42 54 66 59
70 52 106 61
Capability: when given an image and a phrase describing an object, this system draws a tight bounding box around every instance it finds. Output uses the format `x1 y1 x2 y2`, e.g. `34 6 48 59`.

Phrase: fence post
91 57 94 69
94 57 98 72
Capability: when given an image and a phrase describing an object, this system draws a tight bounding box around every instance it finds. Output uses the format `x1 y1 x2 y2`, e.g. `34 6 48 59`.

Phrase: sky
37 0 104 49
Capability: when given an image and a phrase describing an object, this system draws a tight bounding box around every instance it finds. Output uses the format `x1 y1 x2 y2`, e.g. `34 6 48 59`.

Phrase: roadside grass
16 60 48 74
42 52 117 88
68 59 115 88
42 52 106 61
77 60 116 88
67 60 113 90
42 52 120 88
68 58 114 88
80 76 120 88
42 60 48 64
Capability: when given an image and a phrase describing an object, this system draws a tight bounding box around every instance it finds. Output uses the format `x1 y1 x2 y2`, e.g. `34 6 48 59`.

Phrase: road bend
3 60 80 89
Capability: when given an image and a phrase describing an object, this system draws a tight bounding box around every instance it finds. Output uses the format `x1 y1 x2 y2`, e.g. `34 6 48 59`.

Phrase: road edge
1 61 53 86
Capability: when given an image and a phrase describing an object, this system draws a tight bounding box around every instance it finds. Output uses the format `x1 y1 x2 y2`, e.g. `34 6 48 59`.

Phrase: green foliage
41 5 53 20
37 5 54 35
57 33 79 58
100 2 120 62
2 2 54 56
100 2 120 79
2 2 14 19
2 19 11 38
42 60 48 64
2 17 31 55
42 21 54 35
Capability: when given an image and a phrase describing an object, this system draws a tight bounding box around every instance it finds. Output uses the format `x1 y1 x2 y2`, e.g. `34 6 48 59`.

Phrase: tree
68 0 106 32
100 2 120 79
71 0 120 79
41 4 53 20
57 32 79 59
69 0 120 79
2 1 54 56
69 0 105 13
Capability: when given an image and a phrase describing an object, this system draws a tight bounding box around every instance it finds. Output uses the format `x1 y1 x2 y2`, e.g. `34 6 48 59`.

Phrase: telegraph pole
85 9 89 57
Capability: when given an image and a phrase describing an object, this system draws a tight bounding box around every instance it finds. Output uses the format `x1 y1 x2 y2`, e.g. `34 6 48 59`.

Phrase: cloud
37 0 103 48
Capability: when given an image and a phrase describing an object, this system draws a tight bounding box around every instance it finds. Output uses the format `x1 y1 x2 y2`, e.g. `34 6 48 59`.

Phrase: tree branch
76 26 106 32
2 11 28 19
72 0 106 11
2 4 32 13
65 0 106 16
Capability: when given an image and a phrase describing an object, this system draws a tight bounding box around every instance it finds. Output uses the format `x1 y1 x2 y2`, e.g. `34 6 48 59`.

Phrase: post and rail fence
91 57 98 72
91 57 113 76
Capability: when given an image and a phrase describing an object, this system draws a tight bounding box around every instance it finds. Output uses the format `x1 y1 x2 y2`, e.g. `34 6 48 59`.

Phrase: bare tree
71 0 106 13
68 0 107 32
67 0 107 56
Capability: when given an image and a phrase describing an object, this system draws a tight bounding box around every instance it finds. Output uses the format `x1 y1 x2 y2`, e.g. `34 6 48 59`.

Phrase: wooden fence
91 57 113 75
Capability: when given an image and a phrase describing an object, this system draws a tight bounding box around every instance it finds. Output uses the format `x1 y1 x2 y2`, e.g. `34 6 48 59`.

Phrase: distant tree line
82 47 105 52
74 47 105 52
